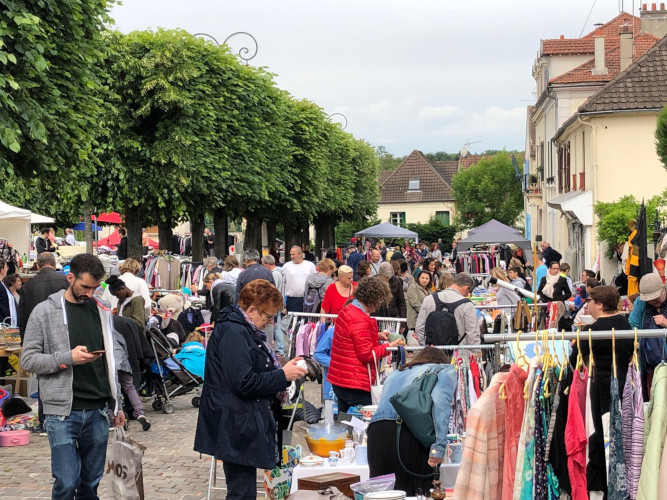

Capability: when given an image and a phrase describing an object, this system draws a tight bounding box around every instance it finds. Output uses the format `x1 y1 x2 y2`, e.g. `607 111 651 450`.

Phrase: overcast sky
110 0 629 156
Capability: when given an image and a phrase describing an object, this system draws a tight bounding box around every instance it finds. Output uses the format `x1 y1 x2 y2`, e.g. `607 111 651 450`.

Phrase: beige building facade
524 7 666 277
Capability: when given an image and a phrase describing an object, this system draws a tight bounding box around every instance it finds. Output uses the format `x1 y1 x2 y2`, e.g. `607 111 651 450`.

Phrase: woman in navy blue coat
194 279 306 499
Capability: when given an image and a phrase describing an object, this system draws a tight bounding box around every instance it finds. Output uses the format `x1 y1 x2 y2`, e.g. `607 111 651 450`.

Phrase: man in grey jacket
22 253 125 499
414 272 479 346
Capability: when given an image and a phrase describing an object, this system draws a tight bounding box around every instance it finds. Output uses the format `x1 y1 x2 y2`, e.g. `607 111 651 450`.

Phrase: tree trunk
266 221 276 250
300 220 311 248
244 212 262 251
283 219 300 259
158 217 173 252
83 201 93 254
213 207 228 258
125 205 143 261
191 213 205 263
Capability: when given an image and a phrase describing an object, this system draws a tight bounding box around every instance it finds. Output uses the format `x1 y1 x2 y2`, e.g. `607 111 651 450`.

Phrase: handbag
106 427 146 500
389 370 439 477
367 351 383 405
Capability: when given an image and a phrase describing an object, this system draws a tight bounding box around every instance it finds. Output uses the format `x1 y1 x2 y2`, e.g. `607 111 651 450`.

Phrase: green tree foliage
375 145 403 171
451 152 524 229
0 0 113 209
425 151 459 162
406 217 458 245
656 105 667 171
594 191 667 257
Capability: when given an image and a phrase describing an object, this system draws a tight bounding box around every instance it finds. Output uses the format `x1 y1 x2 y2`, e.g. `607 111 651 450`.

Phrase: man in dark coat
116 228 128 260
345 244 364 275
235 249 274 299
35 227 56 254
540 241 562 264
18 252 68 342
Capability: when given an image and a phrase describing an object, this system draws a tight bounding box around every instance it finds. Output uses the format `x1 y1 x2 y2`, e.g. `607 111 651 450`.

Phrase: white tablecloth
289 463 460 493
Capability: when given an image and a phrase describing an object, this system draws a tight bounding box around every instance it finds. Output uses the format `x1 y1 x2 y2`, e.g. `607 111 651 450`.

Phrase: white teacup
328 451 339 466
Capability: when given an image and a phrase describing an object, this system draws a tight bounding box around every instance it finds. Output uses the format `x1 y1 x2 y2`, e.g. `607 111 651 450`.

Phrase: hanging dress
565 367 588 500
622 361 644 500
607 374 627 499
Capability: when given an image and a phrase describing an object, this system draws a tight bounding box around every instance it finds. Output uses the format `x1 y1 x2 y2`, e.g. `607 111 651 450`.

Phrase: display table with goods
289 463 460 494
0 327 31 397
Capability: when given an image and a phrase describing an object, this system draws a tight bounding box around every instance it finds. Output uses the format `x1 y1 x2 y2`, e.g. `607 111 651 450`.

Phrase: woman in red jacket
327 276 403 411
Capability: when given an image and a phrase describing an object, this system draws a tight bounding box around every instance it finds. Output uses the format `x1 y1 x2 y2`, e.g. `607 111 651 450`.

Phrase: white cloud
418 105 463 121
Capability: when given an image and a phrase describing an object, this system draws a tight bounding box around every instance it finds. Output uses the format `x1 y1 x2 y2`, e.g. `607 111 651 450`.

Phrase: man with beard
22 253 125 499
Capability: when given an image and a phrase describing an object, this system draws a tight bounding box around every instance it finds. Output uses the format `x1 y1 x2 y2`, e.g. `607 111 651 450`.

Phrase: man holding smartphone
22 253 125 499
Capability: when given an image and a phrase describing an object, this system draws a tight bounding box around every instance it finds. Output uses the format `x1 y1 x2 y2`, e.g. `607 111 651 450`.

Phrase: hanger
575 328 584 372
612 327 618 380
632 327 640 372
514 330 529 368
542 330 552 398
558 329 568 382
587 328 595 370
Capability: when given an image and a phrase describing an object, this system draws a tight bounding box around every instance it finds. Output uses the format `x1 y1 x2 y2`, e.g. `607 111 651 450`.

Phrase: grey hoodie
304 273 334 300
21 289 122 416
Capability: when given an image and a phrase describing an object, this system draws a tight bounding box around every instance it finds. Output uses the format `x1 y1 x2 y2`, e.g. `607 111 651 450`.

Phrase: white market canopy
0 200 31 257
30 213 55 224
355 222 418 240
457 219 532 260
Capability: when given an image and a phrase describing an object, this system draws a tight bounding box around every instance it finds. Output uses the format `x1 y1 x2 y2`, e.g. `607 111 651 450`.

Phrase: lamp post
193 31 258 66
328 113 348 130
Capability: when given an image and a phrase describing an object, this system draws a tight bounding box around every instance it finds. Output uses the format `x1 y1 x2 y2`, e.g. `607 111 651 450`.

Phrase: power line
579 0 599 37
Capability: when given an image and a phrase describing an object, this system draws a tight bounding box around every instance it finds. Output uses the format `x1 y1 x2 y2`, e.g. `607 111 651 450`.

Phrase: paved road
1 382 323 499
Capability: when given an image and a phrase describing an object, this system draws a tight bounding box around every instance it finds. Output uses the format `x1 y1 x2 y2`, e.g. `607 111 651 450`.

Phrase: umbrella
72 222 102 231
92 212 122 224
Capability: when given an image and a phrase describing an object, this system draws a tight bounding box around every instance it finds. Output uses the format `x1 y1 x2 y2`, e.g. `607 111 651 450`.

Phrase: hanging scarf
542 272 560 299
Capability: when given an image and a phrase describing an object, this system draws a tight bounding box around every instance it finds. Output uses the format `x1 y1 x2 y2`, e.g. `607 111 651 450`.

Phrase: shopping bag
106 427 146 500
367 352 383 405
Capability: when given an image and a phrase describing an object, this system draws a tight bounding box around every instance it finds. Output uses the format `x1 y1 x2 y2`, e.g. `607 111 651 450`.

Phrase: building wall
377 201 457 226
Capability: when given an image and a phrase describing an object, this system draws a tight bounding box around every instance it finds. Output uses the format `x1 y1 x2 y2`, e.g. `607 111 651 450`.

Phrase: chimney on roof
592 36 608 75
641 1 667 37
620 32 633 72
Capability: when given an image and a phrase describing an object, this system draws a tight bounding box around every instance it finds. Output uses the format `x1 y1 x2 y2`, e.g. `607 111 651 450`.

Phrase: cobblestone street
1 383 322 499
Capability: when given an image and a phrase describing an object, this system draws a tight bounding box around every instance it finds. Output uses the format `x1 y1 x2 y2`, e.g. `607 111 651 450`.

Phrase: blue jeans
44 409 110 499
273 312 285 356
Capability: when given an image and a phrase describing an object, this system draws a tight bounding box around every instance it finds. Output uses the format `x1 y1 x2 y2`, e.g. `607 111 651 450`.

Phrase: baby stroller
146 326 204 414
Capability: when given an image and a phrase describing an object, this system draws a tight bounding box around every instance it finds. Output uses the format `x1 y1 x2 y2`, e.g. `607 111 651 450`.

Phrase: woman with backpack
303 258 336 313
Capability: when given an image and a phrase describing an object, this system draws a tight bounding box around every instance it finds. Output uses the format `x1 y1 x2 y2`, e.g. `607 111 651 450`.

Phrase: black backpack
424 294 471 346
303 283 324 313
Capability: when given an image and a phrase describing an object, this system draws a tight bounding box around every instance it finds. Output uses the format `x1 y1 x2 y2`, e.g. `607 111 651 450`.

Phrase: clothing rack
483 328 667 342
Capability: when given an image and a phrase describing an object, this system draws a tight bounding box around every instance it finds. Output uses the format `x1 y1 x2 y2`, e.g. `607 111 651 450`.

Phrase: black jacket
212 283 236 323
0 284 11 327
113 315 153 385
235 263 275 299
18 268 69 341
537 275 572 303
372 275 407 320
542 246 562 265
177 307 205 333
194 306 288 469
35 236 55 255
116 236 128 260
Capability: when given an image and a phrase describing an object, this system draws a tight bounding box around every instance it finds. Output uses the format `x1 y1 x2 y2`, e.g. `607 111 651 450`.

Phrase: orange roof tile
541 13 640 56
549 33 659 85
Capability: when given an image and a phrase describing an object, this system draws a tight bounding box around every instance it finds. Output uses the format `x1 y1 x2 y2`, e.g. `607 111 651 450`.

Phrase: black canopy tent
457 219 532 262
355 222 419 242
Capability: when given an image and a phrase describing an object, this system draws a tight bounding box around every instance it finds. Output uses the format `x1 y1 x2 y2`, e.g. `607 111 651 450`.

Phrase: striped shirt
622 362 644 500
453 372 508 500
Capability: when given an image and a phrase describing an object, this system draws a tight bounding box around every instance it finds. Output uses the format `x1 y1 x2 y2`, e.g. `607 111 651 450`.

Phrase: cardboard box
298 472 360 498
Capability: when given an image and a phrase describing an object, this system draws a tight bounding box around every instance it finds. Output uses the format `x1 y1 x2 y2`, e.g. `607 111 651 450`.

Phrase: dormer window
408 178 420 190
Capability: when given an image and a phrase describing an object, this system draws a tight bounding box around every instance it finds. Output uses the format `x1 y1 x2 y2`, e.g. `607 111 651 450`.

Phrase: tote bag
367 351 383 405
